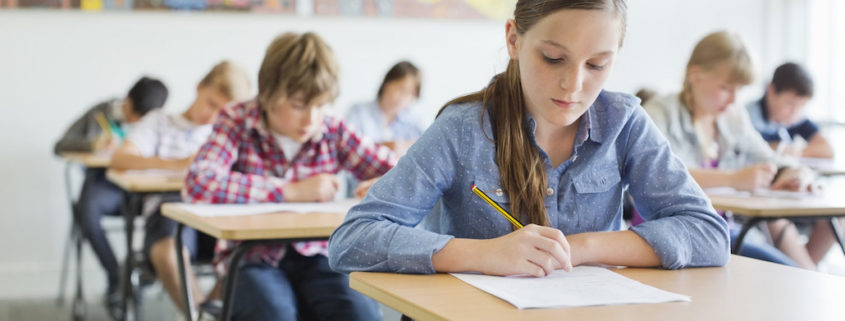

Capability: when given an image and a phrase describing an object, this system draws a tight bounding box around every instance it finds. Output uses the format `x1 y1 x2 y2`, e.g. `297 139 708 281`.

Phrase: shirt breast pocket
571 165 622 228
472 176 516 230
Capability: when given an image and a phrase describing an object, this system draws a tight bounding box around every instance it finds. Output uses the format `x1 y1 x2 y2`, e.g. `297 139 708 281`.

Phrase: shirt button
496 188 504 196
546 187 554 196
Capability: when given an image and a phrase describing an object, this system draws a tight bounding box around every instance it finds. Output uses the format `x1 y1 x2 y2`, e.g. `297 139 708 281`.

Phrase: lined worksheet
451 266 690 309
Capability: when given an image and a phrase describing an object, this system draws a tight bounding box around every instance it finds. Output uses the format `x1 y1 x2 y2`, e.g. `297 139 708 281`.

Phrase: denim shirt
329 90 729 273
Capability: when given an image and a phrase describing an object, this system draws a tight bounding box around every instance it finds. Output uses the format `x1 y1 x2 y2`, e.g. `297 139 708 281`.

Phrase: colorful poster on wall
1 0 514 19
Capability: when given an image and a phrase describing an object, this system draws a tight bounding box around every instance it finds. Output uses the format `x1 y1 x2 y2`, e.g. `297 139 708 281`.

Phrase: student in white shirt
110 61 252 312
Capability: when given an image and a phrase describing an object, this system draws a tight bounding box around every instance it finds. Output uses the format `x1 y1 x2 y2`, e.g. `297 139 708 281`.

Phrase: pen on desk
471 184 523 229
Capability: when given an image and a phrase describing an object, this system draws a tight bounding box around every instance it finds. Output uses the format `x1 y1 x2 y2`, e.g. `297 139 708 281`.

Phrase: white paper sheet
173 199 359 217
122 169 186 177
704 187 814 200
451 266 690 309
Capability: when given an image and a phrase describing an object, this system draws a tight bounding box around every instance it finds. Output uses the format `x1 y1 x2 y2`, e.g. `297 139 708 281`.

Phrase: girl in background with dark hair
329 0 728 277
345 60 425 156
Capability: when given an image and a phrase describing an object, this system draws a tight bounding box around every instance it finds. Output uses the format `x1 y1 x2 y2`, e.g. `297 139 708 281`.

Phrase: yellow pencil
471 184 523 229
94 112 113 136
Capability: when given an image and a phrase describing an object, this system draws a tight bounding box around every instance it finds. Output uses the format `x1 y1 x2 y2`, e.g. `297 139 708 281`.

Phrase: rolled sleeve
624 107 730 268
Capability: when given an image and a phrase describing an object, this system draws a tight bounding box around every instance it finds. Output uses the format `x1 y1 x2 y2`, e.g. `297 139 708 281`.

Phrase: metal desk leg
72 221 86 321
732 218 762 254
175 223 197 321
57 223 74 306
829 217 845 258
57 162 76 306
121 192 142 321
221 242 259 321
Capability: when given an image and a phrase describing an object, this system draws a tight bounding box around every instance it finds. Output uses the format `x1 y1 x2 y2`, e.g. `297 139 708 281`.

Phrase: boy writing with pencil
183 32 396 321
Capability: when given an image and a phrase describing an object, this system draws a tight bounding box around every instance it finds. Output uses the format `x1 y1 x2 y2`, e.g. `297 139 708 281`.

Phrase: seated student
643 31 840 270
345 60 426 156
183 32 397 321
746 62 834 158
53 76 168 318
329 0 728 279
110 61 251 312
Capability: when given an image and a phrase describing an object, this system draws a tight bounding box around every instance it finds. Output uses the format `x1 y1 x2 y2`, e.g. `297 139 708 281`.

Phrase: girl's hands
467 224 573 277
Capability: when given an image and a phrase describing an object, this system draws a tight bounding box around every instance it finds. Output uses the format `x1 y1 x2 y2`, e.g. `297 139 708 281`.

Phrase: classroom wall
0 0 804 298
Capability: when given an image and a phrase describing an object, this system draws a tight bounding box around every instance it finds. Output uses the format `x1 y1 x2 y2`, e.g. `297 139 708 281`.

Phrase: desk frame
174 226 328 321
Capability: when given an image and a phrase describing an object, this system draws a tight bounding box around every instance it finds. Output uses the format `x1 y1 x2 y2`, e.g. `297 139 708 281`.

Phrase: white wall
0 0 800 298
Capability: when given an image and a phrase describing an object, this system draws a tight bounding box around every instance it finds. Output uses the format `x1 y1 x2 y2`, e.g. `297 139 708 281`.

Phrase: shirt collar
524 106 597 147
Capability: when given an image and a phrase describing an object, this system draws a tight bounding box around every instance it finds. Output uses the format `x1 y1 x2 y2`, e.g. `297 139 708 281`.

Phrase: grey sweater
53 99 123 155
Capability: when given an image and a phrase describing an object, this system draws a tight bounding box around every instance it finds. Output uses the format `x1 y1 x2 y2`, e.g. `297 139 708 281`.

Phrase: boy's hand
354 177 381 199
284 174 340 202
92 133 117 152
168 154 196 171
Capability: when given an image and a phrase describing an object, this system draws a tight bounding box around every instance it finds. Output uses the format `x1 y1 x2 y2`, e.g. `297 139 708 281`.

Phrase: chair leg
72 221 86 321
59 161 79 306
56 222 76 306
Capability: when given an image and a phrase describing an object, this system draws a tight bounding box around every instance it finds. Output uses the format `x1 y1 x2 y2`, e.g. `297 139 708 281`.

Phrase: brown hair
377 61 421 99
200 60 252 102
257 32 340 109
680 31 754 111
438 0 627 228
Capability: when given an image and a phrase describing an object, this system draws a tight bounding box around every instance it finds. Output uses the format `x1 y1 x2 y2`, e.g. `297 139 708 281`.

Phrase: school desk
106 169 184 320
708 186 845 256
350 255 845 321
161 202 347 321
58 152 111 321
60 152 111 168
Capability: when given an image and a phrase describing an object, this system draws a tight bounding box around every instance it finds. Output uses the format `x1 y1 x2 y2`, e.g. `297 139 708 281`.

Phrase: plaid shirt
182 99 397 270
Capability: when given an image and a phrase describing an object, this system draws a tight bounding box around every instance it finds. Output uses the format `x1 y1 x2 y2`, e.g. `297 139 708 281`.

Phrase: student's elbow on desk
632 216 729 269
327 220 383 273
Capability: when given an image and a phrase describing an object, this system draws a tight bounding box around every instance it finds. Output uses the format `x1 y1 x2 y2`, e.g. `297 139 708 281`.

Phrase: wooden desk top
106 169 184 193
708 193 845 217
708 181 845 217
351 256 845 321
160 203 346 240
60 152 111 168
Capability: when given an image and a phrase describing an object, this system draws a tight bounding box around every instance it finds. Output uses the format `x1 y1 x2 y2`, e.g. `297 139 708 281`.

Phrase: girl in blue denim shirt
329 0 729 277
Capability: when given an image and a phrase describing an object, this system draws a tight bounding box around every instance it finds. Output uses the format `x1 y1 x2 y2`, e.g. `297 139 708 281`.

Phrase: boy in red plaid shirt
183 32 396 321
